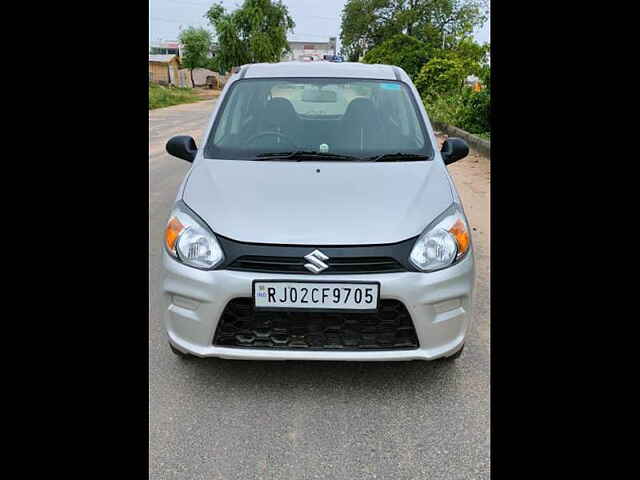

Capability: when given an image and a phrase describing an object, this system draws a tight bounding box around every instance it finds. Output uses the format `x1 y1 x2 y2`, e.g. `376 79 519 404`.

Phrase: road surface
149 99 490 480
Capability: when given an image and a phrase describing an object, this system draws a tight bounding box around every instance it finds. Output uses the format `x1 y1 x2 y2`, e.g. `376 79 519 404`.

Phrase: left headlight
409 203 471 272
164 201 224 270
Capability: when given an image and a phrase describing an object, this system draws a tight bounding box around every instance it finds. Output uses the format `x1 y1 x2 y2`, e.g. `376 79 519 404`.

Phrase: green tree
340 0 399 61
206 0 294 73
340 0 488 59
362 34 432 78
440 36 489 76
178 27 215 86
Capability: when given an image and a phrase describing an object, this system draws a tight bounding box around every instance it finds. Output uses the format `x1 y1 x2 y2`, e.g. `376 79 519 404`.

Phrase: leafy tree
414 56 467 98
206 0 294 73
427 0 488 47
340 0 399 61
362 34 432 78
340 0 488 60
178 27 215 86
440 36 489 76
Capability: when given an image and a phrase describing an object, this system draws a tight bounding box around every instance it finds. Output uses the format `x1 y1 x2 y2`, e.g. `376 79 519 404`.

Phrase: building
149 54 181 86
283 37 337 62
149 40 183 57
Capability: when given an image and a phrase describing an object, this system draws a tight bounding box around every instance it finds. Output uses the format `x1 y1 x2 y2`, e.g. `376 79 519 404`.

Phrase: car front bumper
162 250 475 361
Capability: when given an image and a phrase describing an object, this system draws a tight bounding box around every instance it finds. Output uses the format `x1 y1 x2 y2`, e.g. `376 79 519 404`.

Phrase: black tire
443 343 465 361
169 343 194 359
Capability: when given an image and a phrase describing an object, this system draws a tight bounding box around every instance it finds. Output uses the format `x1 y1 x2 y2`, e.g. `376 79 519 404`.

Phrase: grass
149 83 202 110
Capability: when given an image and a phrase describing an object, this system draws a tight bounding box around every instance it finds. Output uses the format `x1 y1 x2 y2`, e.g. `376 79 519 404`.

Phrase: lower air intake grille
213 298 419 350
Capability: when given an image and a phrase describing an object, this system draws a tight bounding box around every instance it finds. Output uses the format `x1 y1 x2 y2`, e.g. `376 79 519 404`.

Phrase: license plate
253 281 380 311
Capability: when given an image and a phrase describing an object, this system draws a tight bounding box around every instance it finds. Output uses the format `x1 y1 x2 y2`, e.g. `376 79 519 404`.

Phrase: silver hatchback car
162 62 474 361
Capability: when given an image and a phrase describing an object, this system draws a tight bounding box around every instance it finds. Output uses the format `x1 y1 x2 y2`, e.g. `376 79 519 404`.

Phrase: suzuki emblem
304 249 329 273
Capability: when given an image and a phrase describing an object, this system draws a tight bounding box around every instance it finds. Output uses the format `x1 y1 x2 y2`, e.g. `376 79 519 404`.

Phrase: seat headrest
264 97 297 118
343 97 377 120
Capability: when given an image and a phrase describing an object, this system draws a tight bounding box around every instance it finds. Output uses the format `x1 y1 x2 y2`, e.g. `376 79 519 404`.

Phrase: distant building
283 37 337 62
149 40 183 57
149 54 181 86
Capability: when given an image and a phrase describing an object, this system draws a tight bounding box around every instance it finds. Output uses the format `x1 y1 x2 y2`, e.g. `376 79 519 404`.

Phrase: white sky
149 0 490 49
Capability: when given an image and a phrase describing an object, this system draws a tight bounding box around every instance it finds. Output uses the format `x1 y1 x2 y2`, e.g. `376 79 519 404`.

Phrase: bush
457 87 490 135
414 57 467 99
423 87 490 136
362 34 432 79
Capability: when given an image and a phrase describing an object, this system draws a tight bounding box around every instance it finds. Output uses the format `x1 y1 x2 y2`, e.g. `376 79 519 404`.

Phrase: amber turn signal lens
165 217 185 253
449 219 469 256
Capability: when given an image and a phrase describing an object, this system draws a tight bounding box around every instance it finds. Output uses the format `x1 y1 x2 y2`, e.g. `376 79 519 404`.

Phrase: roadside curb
433 121 490 159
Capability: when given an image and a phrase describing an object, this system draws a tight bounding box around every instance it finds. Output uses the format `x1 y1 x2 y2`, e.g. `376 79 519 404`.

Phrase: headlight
164 201 224 269
409 203 471 272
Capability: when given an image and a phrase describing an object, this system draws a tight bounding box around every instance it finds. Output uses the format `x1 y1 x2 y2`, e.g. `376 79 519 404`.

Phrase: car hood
182 159 453 245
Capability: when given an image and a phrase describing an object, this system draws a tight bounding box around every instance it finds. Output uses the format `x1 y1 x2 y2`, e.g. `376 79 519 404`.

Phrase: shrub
414 57 467 99
456 87 490 135
423 87 490 136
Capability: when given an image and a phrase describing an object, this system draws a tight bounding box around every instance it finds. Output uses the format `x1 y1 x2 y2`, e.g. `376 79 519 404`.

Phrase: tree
362 34 432 78
340 0 488 59
437 36 489 76
179 27 215 86
206 0 294 73
340 0 399 61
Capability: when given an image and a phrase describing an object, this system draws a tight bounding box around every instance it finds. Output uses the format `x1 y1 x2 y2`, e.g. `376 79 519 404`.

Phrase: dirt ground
193 87 222 100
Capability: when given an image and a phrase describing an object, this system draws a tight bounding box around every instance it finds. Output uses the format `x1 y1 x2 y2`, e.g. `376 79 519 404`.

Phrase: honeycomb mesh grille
213 298 419 350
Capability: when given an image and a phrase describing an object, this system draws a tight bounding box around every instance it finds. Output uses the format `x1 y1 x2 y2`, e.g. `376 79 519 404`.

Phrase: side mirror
440 137 469 165
166 136 197 163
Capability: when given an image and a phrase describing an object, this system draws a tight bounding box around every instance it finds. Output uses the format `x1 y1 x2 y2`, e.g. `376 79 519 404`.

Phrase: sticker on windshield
380 83 401 90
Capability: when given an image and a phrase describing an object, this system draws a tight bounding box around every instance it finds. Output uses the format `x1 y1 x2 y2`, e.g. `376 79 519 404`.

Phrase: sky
149 0 490 49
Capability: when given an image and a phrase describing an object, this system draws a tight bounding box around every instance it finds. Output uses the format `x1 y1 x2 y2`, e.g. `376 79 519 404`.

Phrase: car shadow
180 353 462 397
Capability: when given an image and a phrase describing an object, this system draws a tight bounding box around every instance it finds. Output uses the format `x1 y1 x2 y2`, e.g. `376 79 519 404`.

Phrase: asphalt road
149 99 491 480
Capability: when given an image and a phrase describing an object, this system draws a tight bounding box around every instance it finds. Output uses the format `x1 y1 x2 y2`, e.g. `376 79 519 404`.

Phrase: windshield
204 78 433 161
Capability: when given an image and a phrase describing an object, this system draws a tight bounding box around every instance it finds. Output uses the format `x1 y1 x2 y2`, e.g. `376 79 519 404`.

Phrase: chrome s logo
304 249 329 273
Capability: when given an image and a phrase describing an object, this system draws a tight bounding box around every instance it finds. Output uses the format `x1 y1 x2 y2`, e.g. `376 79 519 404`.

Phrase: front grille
213 298 419 350
227 256 404 274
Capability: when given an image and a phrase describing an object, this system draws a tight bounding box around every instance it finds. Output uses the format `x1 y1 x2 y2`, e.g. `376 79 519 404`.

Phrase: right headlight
409 203 471 272
164 201 224 270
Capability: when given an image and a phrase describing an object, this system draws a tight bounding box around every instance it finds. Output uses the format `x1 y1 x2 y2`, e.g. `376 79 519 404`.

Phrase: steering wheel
246 131 298 149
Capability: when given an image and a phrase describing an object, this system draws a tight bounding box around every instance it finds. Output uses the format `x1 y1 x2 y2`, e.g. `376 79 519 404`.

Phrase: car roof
242 61 400 80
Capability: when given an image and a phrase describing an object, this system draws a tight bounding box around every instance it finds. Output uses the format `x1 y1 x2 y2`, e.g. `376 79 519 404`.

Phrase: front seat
340 98 385 153
259 97 302 142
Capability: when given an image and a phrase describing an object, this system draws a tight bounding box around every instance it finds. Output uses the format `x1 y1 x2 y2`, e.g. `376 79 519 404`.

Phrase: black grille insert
213 298 419 350
228 255 404 274
215 235 418 274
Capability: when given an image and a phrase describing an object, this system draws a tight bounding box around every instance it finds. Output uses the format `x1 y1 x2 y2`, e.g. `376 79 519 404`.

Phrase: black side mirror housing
166 136 197 163
441 137 469 165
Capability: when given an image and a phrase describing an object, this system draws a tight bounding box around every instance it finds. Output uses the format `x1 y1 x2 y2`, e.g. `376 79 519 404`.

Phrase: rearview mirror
302 88 337 103
166 136 197 162
440 137 469 165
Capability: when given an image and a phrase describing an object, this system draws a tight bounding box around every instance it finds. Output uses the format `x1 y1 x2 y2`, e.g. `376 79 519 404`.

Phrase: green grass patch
149 83 201 110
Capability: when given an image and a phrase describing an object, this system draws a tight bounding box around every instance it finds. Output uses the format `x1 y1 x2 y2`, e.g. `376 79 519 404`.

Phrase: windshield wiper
368 153 432 162
255 151 360 161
